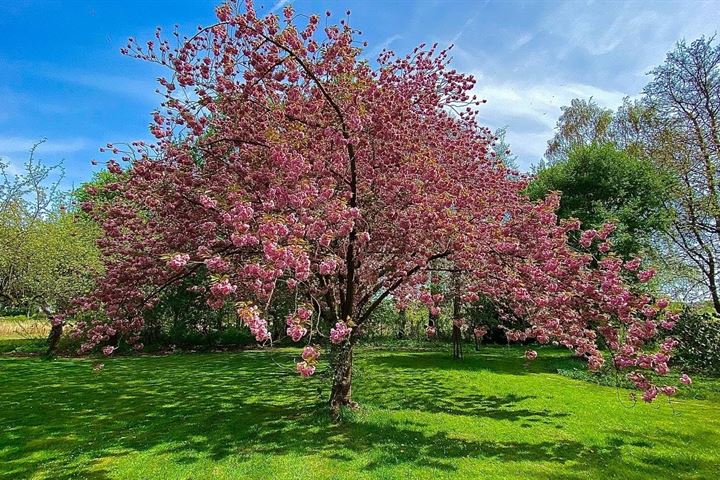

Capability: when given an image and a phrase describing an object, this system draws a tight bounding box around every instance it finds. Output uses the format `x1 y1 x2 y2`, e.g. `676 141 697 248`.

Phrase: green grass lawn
1 345 719 479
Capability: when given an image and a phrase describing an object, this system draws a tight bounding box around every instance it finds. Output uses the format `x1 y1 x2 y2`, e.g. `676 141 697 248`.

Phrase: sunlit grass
1 346 719 479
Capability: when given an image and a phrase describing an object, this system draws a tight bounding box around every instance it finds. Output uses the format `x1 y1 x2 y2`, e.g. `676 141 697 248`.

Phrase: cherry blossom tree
75 0 685 417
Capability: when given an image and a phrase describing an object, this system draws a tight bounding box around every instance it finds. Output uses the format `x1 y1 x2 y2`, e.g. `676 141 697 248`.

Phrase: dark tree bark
452 272 463 359
329 340 357 419
47 323 63 354
397 308 407 339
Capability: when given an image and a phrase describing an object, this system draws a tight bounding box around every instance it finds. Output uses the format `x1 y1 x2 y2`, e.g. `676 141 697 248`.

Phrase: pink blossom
679 374 692 385
524 350 537 361
642 387 658 403
198 194 217 209
579 229 597 248
624 258 642 271
330 321 352 344
426 325 437 338
660 385 678 396
301 345 320 363
598 223 617 240
660 320 676 330
237 304 271 342
287 323 307 342
473 326 487 338
205 256 229 273
210 279 237 297
168 253 190 271
637 268 656 283
102 346 115 356
296 361 316 377
319 258 338 275
588 355 604 371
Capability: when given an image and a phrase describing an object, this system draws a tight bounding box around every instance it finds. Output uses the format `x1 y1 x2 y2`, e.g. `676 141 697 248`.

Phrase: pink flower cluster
330 321 352 344
319 258 338 275
210 279 237 297
205 256 230 273
473 325 488 339
168 253 190 271
627 371 686 402
286 306 312 342
420 291 443 318
637 268 656 283
524 350 537 361
296 345 320 377
237 304 271 342
426 325 437 338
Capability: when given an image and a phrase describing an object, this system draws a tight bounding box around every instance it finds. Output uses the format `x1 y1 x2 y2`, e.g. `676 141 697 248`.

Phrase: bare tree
640 36 720 314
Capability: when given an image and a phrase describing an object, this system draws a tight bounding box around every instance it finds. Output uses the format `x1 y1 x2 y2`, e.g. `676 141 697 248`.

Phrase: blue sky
0 0 718 188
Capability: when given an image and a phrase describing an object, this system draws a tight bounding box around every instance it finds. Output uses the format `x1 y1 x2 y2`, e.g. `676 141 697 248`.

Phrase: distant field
1 346 719 479
0 316 48 340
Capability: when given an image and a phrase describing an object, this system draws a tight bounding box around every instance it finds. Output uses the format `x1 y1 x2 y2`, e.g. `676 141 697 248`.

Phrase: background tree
544 98 614 164
490 127 519 170
0 145 102 351
526 143 672 259
640 36 720 314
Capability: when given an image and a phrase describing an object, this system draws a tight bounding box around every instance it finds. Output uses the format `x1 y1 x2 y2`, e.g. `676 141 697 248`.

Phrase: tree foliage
545 98 614 164
0 146 101 315
527 143 672 259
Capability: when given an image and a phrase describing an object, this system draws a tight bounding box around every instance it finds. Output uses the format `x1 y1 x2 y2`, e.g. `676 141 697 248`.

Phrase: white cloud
474 79 626 128
0 136 88 155
271 0 290 13
543 0 720 62
511 33 533 51
471 78 628 169
0 155 20 175
42 69 161 105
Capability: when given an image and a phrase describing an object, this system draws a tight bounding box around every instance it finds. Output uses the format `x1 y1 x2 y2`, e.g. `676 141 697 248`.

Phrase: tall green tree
527 143 672 259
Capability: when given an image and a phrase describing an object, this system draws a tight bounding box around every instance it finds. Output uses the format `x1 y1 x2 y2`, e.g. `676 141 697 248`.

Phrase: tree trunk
452 323 462 359
329 341 357 419
452 273 463 359
398 308 407 339
47 323 63 355
41 305 61 355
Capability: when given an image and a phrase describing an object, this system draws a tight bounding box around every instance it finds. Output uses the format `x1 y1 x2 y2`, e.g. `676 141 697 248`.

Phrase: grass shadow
1 349 718 479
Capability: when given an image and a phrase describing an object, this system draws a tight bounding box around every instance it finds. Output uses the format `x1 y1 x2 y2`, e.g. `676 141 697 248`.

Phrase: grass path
1 346 719 479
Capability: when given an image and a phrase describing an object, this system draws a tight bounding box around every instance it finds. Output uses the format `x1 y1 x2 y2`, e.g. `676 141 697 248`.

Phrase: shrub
671 308 720 375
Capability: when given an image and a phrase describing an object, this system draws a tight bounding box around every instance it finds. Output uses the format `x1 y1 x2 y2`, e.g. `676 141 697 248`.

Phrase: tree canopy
526 143 672 259
74 0 680 414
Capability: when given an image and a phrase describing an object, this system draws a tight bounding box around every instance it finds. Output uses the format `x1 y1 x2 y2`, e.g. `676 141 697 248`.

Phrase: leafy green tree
0 145 102 351
526 143 672 259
